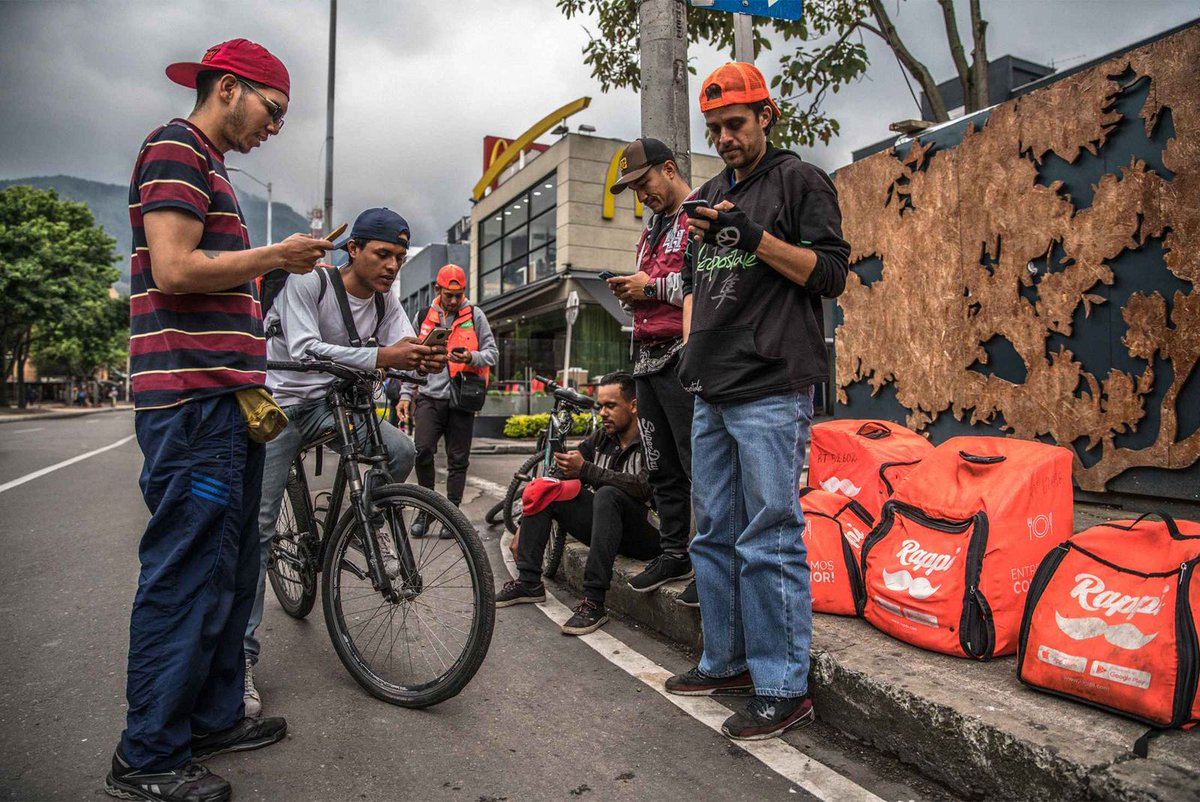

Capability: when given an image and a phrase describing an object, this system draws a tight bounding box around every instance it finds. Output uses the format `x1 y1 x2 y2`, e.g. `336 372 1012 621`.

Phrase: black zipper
959 512 994 659
1017 544 1071 668
878 460 922 496
1171 559 1199 727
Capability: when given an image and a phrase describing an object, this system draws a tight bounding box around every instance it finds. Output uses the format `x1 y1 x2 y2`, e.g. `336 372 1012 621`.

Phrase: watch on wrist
642 281 658 299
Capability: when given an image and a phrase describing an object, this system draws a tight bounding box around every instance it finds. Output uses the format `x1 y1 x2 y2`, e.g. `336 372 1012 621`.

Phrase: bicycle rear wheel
267 464 318 619
542 522 567 579
503 453 545 534
483 499 506 526
321 484 495 708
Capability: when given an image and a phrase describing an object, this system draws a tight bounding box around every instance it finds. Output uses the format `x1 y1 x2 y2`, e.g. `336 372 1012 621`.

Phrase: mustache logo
819 477 862 497
881 568 942 599
1055 612 1158 650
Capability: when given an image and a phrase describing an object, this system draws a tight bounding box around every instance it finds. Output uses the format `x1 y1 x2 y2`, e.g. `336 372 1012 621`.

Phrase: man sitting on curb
496 371 659 635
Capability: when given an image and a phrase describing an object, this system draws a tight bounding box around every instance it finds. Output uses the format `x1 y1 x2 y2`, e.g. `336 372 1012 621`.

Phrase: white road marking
465 475 509 498
494 527 883 802
0 435 136 495
11 427 45 434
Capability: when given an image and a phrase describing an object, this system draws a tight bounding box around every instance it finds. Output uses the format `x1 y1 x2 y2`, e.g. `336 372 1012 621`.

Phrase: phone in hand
324 222 348 242
598 270 618 281
420 327 451 347
680 199 713 217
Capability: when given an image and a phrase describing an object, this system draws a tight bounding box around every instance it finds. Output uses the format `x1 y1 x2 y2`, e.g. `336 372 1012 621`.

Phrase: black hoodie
679 146 849 404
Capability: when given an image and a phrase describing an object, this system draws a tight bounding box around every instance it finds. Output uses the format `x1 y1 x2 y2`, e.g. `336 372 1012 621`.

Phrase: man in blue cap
243 207 447 716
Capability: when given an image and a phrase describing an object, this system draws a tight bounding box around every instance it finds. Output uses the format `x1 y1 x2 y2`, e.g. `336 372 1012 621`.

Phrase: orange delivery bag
1017 513 1200 731
808 419 933 519
799 487 875 616
860 436 1074 659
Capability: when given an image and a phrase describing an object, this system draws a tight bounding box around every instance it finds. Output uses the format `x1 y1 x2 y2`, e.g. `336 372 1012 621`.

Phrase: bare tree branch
938 0 972 108
867 0 950 121
969 0 990 111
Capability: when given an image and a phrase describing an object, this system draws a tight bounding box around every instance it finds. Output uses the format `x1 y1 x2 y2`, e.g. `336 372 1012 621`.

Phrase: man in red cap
664 62 850 742
401 264 497 532
108 39 331 802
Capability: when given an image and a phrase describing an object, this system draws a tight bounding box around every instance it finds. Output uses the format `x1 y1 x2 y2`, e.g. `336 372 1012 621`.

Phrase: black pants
517 485 661 603
414 395 475 505
635 359 694 557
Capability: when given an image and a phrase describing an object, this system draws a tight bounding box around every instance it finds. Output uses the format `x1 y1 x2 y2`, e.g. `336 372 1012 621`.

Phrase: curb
0 407 134 425
549 542 1199 801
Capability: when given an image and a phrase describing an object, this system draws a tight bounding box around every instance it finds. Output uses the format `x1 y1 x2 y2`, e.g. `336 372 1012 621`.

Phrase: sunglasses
238 79 285 129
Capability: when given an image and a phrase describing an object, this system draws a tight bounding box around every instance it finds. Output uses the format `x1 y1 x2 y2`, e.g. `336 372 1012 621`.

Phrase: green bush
503 413 593 438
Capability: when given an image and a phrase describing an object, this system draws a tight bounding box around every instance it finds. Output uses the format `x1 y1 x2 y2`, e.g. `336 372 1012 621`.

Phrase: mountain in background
0 175 311 294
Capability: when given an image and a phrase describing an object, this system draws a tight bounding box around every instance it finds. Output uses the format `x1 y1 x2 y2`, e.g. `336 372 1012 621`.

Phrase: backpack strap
326 266 364 347
371 293 386 342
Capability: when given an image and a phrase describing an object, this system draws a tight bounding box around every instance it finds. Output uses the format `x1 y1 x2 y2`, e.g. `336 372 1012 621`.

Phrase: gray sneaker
243 658 261 718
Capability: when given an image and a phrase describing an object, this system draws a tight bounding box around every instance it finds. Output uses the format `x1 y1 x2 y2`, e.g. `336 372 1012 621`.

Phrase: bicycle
264 352 494 708
499 375 598 578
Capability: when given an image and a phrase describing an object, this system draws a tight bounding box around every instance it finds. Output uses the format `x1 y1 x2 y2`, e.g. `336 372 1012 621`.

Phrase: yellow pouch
236 387 289 443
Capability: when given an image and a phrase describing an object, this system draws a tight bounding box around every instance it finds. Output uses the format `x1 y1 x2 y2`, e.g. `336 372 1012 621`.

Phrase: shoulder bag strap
325 266 363 347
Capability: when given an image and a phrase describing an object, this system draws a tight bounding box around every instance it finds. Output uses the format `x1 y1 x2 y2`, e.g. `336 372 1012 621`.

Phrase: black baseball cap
609 138 675 195
336 207 410 250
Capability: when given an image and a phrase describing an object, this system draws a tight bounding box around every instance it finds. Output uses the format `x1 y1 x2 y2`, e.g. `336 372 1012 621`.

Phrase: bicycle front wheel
268 464 318 619
321 484 495 708
503 453 545 534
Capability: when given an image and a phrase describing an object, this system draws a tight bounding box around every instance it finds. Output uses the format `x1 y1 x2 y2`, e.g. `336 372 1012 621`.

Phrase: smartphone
680 199 713 216
324 222 348 241
598 270 618 281
420 327 451 347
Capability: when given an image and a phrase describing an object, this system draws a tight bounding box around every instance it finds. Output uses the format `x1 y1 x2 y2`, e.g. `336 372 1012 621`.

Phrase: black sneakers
721 695 815 740
561 599 609 635
495 579 546 607
191 716 287 761
664 666 755 696
409 512 430 539
675 579 699 608
628 554 694 593
105 752 230 802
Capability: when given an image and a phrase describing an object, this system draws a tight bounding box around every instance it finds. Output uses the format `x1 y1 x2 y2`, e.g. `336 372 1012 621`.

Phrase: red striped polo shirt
128 119 265 409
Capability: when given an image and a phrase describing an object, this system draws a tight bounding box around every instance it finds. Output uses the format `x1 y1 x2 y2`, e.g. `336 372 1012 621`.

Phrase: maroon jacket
629 198 694 342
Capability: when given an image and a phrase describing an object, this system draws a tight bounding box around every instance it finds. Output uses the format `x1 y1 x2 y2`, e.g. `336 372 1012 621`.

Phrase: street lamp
227 166 273 244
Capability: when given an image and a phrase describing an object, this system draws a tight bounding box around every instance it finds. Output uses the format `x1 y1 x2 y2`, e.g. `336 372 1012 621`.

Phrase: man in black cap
243 207 447 716
606 138 699 603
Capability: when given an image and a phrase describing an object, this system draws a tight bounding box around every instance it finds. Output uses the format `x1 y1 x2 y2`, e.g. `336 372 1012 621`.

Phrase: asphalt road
0 413 952 801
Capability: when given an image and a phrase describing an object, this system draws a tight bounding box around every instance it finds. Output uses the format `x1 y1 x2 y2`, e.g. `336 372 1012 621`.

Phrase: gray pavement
0 415 945 802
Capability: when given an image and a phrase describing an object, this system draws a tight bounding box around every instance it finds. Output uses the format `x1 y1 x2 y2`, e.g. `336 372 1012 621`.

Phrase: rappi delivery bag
860 435 1074 659
799 487 875 616
1017 513 1200 731
808 419 933 519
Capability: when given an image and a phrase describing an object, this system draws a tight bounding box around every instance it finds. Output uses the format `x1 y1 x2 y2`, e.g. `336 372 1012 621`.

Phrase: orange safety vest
419 302 490 382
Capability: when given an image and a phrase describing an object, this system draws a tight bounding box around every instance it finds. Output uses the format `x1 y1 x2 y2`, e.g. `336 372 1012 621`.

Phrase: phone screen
598 271 617 280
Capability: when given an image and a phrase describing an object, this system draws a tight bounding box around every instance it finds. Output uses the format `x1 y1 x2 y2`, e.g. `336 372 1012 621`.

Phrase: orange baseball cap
437 264 467 291
698 62 780 119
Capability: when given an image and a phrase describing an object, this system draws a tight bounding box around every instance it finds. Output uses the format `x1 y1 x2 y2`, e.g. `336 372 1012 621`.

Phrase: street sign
565 291 580 326
688 0 802 22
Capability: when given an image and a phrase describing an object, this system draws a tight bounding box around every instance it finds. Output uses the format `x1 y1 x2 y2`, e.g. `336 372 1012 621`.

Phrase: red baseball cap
699 62 780 119
166 39 291 99
437 264 467 292
521 477 582 516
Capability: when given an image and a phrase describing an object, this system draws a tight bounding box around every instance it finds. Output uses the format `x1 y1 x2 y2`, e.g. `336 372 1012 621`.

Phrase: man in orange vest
400 265 498 534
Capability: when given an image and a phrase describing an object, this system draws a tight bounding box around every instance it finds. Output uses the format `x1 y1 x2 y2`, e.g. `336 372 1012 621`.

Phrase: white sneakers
243 658 262 718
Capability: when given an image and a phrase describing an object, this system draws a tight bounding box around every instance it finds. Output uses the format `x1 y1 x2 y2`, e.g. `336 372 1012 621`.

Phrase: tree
556 0 991 149
0 185 120 407
31 292 129 387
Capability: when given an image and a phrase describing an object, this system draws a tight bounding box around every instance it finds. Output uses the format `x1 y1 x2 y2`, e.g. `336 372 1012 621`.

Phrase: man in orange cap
402 264 498 531
665 62 851 742
108 39 331 802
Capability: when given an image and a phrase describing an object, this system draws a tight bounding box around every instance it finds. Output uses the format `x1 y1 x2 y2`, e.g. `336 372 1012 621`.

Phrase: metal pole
562 318 574 388
266 182 273 244
734 13 754 63
638 0 692 183
323 0 337 229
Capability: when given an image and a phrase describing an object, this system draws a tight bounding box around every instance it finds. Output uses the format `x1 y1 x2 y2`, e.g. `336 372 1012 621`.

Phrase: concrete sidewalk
0 404 134 425
548 502 1199 802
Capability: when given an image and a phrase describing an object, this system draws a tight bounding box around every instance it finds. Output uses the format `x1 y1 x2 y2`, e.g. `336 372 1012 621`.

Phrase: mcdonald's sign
482 136 550 193
603 146 643 221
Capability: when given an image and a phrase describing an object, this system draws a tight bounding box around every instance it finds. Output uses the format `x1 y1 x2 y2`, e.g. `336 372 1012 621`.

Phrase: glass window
482 269 501 300
478 170 556 298
530 175 555 218
501 259 527 292
528 243 555 283
528 211 554 254
480 241 502 273
480 214 502 246
503 227 528 266
505 197 529 230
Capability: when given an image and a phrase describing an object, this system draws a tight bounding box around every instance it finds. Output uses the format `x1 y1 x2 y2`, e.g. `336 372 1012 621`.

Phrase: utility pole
639 0 691 183
323 0 337 230
733 13 754 63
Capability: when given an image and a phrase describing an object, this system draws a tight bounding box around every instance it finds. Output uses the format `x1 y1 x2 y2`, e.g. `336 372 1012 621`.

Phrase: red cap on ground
521 477 582 516
437 264 467 292
698 61 780 119
166 39 291 99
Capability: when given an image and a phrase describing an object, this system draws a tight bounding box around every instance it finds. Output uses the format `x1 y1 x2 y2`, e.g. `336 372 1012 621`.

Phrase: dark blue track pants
119 395 265 770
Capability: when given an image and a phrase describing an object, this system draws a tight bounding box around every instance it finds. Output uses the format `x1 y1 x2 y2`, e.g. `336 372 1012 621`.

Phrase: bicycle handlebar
535 374 597 409
266 354 427 386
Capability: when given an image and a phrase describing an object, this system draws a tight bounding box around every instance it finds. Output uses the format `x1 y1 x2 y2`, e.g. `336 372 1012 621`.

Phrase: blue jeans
690 388 814 698
121 395 264 770
244 399 416 664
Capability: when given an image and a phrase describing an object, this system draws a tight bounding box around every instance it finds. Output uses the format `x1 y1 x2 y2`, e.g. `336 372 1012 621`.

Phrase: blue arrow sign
689 0 803 22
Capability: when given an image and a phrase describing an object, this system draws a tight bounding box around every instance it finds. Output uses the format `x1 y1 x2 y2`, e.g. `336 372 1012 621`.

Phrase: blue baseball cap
336 207 410 250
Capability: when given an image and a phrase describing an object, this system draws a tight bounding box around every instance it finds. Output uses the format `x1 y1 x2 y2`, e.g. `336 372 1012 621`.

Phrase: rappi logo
844 525 867 551
895 539 957 576
1053 573 1169 651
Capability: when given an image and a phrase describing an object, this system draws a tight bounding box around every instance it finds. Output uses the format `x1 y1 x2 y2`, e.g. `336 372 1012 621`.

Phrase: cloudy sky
1 0 1196 246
